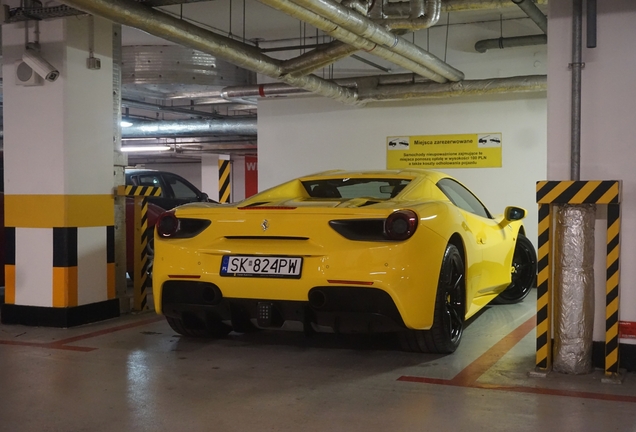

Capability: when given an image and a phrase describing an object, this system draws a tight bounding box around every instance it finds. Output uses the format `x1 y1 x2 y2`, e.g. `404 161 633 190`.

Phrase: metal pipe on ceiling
282 0 440 76
378 0 441 31
59 0 361 105
586 0 597 48
381 0 547 17
286 0 464 81
121 118 257 138
512 0 548 34
221 74 546 102
280 41 359 75
113 75 548 138
474 34 547 52
570 0 583 181
357 74 546 102
258 0 449 82
122 98 226 119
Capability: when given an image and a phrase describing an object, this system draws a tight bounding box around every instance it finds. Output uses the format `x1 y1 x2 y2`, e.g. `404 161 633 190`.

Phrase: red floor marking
476 383 636 404
0 315 163 352
50 315 163 346
451 315 537 386
0 339 96 352
397 314 636 404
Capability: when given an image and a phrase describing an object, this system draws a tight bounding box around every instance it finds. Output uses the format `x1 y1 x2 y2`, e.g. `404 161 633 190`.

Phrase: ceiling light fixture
121 145 171 153
121 120 133 127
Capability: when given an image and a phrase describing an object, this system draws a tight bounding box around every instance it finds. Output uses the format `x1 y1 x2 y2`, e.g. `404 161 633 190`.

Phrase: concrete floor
1 291 636 432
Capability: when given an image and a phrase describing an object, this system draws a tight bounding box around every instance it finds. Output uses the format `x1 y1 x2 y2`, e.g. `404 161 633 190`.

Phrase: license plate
220 255 303 278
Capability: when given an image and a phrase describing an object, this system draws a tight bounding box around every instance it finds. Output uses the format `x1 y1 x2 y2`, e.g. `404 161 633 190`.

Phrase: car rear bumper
160 280 407 333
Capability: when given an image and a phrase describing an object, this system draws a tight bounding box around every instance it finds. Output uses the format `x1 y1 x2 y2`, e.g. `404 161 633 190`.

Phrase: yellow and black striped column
1 194 118 327
535 203 552 371
117 185 161 311
107 226 115 300
53 228 78 307
4 227 16 305
605 203 621 375
219 159 231 203
536 180 622 375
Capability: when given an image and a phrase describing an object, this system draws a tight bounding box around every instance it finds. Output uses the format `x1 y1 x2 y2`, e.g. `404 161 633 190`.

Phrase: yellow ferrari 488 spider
153 169 536 353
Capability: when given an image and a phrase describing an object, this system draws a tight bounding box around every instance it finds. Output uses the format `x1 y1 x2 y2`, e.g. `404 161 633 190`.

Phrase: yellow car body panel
153 169 526 333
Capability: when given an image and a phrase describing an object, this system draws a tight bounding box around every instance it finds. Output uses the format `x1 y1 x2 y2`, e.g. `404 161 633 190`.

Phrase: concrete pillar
233 155 246 202
218 155 232 203
201 154 220 202
1 16 118 326
202 154 244 203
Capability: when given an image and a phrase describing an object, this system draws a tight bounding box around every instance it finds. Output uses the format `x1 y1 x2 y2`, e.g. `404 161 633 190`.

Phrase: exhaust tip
201 285 222 305
308 289 327 309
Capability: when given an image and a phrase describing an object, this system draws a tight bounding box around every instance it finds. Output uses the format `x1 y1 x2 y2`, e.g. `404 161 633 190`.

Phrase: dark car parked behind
125 168 211 210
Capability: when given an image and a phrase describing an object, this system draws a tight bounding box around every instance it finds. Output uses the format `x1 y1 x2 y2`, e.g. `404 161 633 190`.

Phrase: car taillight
157 211 179 238
385 210 418 240
156 212 211 239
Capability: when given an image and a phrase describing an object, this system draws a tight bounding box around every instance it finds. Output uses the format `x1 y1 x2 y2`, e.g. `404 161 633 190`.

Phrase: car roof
125 168 160 174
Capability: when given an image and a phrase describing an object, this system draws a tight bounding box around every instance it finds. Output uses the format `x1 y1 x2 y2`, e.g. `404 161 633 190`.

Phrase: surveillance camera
22 48 59 82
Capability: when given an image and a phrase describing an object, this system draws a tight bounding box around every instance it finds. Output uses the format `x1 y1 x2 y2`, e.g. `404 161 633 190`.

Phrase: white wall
257 10 548 243
548 0 636 342
259 93 547 246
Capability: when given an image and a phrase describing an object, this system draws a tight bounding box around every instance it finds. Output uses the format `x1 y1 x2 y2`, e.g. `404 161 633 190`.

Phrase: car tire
399 244 465 354
145 230 154 286
166 315 232 338
127 227 155 286
492 234 537 305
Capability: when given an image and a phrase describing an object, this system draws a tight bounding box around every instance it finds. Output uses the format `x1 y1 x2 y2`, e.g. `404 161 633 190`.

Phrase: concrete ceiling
6 0 548 162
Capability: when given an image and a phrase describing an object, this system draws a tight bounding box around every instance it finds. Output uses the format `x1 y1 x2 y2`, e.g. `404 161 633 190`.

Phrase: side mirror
199 192 209 202
502 206 526 225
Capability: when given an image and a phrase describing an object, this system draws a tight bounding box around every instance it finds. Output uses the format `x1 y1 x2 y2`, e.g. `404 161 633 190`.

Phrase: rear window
302 178 411 199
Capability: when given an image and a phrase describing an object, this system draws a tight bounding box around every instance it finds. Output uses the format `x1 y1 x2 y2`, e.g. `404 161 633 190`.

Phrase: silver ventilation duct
512 0 548 34
285 0 464 81
474 0 548 53
220 74 547 101
475 35 547 53
121 45 256 100
59 0 361 105
122 118 257 138
258 0 451 83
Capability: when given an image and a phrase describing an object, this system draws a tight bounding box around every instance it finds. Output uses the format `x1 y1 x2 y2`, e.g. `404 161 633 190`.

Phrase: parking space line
398 314 636 403
0 315 163 352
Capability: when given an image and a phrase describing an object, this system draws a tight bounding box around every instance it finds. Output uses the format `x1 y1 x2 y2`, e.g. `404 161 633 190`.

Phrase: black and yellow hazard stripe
4 227 16 304
131 196 150 311
116 185 161 311
219 159 231 203
53 228 78 308
107 226 115 300
535 180 622 374
605 203 621 375
117 185 162 198
137 197 150 311
535 203 552 370
536 180 620 204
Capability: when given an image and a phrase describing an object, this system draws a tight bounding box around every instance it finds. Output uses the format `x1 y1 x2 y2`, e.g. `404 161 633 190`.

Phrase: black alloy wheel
492 234 537 305
145 232 154 285
399 244 465 354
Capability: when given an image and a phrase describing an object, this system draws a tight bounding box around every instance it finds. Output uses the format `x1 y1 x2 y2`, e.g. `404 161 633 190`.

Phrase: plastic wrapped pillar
553 204 595 374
